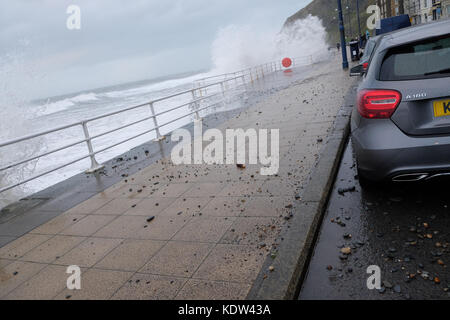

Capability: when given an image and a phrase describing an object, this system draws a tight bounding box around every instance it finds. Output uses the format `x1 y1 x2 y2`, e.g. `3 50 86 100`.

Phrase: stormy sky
0 0 310 100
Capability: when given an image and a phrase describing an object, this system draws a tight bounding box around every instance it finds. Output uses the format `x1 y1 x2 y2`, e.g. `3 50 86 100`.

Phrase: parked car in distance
350 35 381 76
351 19 450 185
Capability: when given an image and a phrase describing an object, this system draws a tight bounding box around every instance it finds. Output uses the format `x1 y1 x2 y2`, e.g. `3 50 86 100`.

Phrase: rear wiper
424 68 450 76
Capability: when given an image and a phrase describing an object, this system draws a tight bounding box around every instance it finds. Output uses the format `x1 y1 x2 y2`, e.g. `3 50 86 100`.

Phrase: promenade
0 54 357 299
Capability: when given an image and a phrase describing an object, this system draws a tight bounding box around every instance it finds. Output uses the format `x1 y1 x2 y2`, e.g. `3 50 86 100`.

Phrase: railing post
82 122 104 173
220 82 225 96
149 102 164 141
191 90 200 120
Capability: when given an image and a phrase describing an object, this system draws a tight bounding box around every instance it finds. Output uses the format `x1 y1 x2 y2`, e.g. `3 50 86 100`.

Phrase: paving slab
29 213 86 235
4 264 70 300
20 235 86 264
111 273 187 300
123 197 177 216
193 244 266 283
55 268 133 300
0 234 52 259
175 279 251 300
0 261 47 298
139 241 214 277
95 239 165 272
173 216 236 243
59 214 117 237
65 197 113 215
219 217 281 246
56 237 123 267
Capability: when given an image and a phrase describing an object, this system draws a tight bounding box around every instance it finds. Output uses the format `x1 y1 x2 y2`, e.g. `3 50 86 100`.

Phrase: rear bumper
351 119 450 181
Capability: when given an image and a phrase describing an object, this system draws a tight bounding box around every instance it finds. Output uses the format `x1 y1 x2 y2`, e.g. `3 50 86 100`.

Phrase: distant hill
285 0 377 44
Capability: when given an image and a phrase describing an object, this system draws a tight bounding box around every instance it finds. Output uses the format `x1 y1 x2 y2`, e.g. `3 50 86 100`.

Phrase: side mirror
350 65 365 77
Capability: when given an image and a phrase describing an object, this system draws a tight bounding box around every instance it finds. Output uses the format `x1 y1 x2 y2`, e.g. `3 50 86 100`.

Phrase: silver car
351 19 450 184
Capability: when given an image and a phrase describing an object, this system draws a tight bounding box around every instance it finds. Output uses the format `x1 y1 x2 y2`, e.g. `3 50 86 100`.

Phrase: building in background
404 0 448 23
379 0 407 18
391 0 405 16
419 0 432 23
378 0 392 18
404 0 421 24
431 0 443 20
376 0 448 25
444 0 450 18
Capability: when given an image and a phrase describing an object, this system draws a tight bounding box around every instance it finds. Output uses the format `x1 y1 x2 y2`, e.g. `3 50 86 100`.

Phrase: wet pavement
299 140 450 300
0 54 358 299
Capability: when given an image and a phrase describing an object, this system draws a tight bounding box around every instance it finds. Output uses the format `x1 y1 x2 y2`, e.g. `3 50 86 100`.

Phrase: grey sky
0 0 311 100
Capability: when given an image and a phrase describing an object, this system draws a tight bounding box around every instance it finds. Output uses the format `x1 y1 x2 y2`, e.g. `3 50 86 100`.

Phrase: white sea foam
210 15 329 73
40 92 99 115
70 92 99 103
40 99 75 115
102 72 210 99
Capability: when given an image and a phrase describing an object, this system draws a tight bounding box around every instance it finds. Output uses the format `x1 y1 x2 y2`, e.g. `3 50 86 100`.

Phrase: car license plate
433 99 450 118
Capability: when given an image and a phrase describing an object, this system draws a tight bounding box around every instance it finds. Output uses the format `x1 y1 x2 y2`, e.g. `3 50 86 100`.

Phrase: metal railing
0 54 318 194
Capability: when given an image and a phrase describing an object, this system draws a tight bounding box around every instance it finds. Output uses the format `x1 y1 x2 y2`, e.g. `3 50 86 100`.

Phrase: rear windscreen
361 39 376 62
379 34 450 81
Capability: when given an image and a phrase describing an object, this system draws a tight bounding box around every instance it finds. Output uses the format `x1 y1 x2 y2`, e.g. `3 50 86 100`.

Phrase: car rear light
363 62 369 70
357 89 402 119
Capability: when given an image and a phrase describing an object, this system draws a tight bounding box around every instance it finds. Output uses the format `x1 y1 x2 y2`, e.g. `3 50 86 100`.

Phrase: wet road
299 139 450 300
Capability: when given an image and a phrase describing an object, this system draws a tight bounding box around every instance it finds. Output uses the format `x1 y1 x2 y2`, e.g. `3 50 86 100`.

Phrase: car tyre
357 168 374 189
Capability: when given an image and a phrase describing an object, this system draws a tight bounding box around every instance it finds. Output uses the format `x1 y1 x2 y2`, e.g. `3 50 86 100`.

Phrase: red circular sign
282 57 292 68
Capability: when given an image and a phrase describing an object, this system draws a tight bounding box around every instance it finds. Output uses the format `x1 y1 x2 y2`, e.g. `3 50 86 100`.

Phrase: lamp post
337 0 349 69
356 0 362 40
346 0 352 39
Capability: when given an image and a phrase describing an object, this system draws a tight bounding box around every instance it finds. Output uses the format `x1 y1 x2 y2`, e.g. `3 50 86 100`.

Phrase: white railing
0 54 318 194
